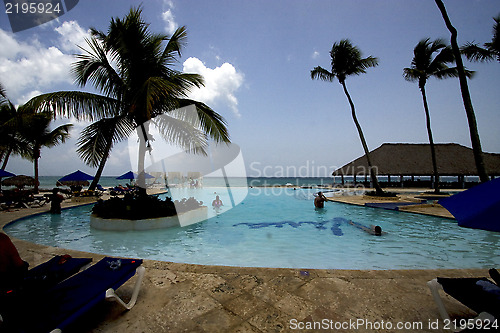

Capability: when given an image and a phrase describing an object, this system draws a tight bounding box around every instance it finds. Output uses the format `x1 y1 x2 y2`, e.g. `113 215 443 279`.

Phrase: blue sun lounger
428 270 500 326
23 255 92 291
5 257 145 333
1 255 92 330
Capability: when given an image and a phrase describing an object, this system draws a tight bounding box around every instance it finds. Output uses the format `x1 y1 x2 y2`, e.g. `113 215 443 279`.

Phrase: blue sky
1 0 499 177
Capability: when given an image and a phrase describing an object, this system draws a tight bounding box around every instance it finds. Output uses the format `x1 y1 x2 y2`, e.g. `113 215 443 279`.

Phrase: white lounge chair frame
427 278 496 332
106 265 146 310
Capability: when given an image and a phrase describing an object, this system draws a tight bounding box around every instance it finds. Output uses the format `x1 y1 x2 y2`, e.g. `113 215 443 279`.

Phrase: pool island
90 206 208 231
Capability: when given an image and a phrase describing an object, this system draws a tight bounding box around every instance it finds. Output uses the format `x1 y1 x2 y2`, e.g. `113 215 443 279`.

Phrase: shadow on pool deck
0 190 489 333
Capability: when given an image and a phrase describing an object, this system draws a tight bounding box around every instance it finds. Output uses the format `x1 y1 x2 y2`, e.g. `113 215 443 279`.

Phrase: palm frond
461 42 495 62
161 26 189 64
358 56 379 71
402 68 421 82
25 91 119 121
73 37 125 98
77 115 134 167
432 67 460 80
44 124 73 148
151 111 209 155
0 81 6 101
310 66 335 82
185 99 230 144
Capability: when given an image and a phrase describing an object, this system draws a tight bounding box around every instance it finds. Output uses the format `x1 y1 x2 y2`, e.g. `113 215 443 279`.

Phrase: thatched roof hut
332 143 500 177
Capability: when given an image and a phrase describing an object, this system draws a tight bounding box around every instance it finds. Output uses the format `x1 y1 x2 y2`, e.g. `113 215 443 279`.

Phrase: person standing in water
212 195 223 209
314 192 328 208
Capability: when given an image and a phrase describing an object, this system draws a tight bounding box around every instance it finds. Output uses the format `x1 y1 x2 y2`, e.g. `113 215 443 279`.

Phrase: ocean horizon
8 175 479 190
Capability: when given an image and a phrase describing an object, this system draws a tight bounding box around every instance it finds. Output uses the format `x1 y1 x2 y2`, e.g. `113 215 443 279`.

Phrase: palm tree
403 38 473 193
17 111 72 192
435 0 489 183
28 7 230 191
0 85 32 170
461 15 500 63
311 39 383 195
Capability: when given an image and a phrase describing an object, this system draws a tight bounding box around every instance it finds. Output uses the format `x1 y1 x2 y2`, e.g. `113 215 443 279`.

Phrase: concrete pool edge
0 195 491 332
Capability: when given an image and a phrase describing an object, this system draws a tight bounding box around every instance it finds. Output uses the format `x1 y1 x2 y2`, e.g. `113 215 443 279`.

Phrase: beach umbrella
57 170 94 187
116 171 154 181
0 169 16 190
439 178 500 232
2 175 38 189
0 169 15 178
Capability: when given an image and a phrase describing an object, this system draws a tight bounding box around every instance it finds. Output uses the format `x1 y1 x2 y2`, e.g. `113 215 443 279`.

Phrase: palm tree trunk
136 123 149 196
89 139 113 191
420 86 440 193
33 147 40 193
341 81 384 195
1 148 12 170
435 0 489 183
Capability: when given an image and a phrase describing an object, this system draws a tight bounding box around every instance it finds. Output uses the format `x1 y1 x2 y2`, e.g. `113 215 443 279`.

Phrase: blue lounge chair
428 270 500 326
3 257 145 333
96 184 106 192
1 255 92 330
23 255 92 291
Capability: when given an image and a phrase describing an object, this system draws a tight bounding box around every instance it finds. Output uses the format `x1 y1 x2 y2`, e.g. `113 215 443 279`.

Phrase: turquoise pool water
5 187 500 270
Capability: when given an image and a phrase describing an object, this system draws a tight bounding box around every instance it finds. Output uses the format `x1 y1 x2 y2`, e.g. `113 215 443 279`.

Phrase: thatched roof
332 143 500 176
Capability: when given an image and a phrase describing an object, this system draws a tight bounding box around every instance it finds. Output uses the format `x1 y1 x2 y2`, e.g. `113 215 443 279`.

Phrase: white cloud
55 20 90 52
161 0 178 35
182 57 244 118
312 50 320 59
0 27 76 104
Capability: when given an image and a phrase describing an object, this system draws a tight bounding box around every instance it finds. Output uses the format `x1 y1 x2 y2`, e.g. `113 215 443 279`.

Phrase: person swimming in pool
349 220 385 236
212 195 223 209
314 192 328 208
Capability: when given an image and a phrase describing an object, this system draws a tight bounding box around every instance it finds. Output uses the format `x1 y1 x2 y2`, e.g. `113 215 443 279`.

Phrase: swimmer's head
374 225 382 236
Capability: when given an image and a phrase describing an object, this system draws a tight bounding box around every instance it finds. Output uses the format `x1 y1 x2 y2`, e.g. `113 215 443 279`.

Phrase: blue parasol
57 170 94 187
0 169 16 190
116 171 154 181
0 169 15 178
439 178 500 232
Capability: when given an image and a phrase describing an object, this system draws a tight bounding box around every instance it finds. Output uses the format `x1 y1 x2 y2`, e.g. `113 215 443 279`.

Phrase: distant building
332 143 500 188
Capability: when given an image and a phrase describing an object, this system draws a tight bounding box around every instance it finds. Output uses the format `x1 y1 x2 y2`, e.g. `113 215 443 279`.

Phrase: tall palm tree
311 39 383 195
403 38 473 193
17 111 72 192
28 7 230 191
461 15 500 63
435 0 489 183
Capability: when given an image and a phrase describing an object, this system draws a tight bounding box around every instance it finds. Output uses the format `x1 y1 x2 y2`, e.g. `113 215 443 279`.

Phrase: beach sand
0 189 488 332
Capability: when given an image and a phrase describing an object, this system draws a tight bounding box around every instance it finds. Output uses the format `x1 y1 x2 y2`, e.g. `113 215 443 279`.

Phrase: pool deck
325 188 456 219
0 188 492 333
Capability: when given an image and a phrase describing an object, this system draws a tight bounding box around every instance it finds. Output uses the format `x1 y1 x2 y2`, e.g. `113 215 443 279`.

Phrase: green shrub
92 193 203 220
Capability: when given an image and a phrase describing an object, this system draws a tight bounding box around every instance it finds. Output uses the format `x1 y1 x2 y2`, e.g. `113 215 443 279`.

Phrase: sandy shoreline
0 188 489 332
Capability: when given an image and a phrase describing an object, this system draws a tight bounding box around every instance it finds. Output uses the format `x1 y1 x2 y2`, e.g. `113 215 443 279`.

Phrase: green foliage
92 194 203 220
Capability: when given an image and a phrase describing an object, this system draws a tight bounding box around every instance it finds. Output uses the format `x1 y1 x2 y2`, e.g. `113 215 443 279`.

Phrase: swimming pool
5 187 500 270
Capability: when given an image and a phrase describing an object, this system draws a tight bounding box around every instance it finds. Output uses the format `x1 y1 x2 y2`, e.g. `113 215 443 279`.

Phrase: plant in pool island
92 193 203 220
